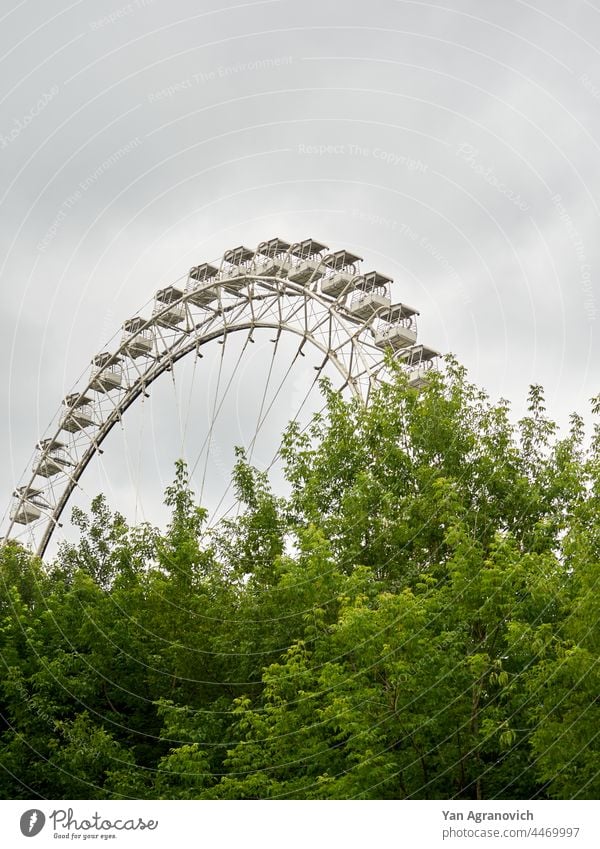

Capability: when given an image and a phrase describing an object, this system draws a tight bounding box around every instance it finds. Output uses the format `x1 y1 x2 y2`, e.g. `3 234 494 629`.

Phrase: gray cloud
2 0 600 551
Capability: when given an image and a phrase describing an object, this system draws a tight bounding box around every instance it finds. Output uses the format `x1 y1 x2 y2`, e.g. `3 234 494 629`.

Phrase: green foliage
1 360 599 799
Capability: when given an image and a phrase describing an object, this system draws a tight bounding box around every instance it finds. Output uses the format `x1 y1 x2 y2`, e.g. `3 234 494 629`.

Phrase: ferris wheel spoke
192 331 263 508
196 336 226 505
246 332 280 465
195 328 266 511
207 332 307 525
133 396 148 525
264 373 328 476
250 338 313 452
179 342 200 455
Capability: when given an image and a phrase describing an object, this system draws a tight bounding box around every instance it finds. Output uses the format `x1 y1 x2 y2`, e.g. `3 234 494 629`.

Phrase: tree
1 358 598 799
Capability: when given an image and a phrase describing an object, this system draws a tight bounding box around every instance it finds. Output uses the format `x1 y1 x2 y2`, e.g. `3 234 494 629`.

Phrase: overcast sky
2 0 600 546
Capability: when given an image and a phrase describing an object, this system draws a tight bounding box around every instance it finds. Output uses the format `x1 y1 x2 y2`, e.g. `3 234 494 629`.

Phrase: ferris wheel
3 237 440 559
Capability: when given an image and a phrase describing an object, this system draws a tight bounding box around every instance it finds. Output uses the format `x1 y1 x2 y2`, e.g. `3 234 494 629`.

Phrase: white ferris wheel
3 237 440 559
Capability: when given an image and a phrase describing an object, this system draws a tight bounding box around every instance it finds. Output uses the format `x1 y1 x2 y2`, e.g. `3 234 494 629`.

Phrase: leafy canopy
1 358 598 799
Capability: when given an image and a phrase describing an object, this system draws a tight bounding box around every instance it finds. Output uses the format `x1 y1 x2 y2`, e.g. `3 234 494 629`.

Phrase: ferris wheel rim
3 239 440 558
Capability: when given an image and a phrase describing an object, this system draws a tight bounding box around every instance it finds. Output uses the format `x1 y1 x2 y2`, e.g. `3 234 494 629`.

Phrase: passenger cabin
121 317 154 358
397 344 440 388
373 304 419 350
348 272 393 320
34 439 72 478
153 287 185 328
90 353 122 393
187 264 220 307
320 250 363 297
255 238 291 277
10 486 49 525
287 239 328 284
61 394 96 433
221 245 255 293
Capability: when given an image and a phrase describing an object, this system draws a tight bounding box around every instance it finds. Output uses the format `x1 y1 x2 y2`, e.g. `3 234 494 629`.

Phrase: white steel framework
2 238 440 558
